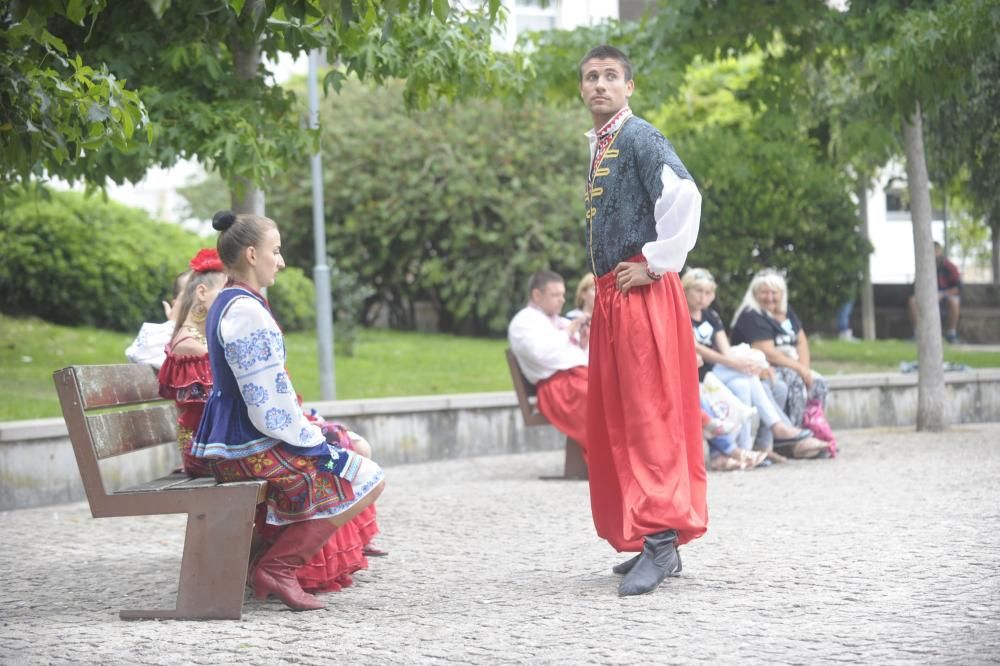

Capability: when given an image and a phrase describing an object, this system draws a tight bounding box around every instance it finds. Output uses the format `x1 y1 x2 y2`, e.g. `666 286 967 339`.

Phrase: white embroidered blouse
220 296 325 449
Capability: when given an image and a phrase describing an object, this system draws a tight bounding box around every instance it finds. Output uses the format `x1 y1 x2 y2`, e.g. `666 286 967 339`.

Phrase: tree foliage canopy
1 0 150 190
1 0 525 195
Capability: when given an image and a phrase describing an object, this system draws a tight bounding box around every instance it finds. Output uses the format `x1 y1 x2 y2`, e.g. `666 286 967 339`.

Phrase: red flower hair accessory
189 248 224 273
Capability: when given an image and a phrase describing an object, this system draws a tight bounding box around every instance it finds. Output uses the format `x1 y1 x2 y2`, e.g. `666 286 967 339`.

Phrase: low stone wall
824 370 1000 428
849 283 1000 343
2 369 998 511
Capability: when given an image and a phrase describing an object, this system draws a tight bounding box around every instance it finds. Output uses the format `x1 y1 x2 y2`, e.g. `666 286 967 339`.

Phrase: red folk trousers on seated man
587 269 708 552
536 366 589 457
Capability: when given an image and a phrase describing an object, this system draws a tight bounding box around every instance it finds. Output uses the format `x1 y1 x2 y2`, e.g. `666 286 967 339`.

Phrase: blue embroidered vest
585 116 694 277
191 286 282 460
190 287 356 479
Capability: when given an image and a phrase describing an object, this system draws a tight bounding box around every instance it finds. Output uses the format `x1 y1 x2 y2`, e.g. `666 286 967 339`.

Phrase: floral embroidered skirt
252 431 383 592
212 445 384 526
177 426 216 478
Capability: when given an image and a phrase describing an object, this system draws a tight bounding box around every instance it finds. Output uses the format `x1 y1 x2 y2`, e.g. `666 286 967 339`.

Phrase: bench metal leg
120 500 258 621
540 437 588 481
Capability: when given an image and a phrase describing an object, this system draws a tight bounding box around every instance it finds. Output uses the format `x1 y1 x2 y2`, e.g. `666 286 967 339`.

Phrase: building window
514 0 558 37
886 188 908 213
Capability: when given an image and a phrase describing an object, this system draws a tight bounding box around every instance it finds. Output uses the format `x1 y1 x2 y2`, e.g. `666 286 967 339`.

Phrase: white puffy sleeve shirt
219 296 325 449
642 165 702 275
508 306 588 385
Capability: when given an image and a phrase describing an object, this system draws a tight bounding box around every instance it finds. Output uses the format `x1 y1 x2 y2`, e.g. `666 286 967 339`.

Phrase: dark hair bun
212 210 237 231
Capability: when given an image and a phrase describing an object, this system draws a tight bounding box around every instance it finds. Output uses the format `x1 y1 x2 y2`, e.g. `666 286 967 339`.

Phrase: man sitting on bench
508 270 591 458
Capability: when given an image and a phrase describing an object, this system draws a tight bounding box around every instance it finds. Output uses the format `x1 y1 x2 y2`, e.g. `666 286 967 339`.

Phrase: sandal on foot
709 455 744 471
792 438 828 459
774 428 814 445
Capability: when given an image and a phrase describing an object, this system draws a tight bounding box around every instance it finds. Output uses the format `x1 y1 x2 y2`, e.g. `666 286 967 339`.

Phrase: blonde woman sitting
730 268 831 455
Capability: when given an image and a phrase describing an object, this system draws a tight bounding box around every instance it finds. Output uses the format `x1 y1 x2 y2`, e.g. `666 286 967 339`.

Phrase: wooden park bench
53 364 267 621
504 349 588 480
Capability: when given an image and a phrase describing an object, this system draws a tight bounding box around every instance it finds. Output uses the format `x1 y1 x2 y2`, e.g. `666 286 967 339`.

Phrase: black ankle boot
611 553 642 575
618 529 682 596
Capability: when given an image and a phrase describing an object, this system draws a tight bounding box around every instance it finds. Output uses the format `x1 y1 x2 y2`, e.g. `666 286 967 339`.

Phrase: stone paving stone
1 424 999 665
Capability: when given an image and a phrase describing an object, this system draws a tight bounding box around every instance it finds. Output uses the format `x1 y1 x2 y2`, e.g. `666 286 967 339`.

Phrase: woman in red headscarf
158 248 226 477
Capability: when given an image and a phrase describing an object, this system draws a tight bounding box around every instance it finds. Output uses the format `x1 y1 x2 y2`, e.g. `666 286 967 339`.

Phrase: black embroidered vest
585 116 694 277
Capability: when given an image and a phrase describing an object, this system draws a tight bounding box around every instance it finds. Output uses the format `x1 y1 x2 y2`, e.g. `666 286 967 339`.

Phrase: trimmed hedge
268 79 588 336
0 188 202 331
676 125 869 330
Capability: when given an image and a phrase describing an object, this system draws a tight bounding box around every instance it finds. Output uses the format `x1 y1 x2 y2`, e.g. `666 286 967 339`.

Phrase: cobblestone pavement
2 424 999 665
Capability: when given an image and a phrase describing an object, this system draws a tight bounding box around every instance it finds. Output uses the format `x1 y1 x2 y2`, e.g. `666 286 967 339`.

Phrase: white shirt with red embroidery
508 305 588 385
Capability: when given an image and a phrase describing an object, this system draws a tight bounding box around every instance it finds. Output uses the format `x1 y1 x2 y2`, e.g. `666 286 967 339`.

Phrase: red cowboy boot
252 518 338 611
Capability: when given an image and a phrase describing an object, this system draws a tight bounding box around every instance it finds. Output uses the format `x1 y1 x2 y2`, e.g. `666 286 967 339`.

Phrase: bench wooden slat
86 404 178 459
74 364 164 410
504 349 587 480
118 476 266 497
505 348 548 427
118 473 208 493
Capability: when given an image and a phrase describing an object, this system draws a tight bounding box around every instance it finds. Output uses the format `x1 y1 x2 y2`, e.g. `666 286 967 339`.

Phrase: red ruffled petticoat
238 425 384 594
257 504 381 593
158 349 215 478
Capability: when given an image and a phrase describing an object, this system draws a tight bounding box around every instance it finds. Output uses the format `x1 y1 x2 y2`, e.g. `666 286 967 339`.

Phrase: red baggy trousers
587 266 708 551
537 365 589 457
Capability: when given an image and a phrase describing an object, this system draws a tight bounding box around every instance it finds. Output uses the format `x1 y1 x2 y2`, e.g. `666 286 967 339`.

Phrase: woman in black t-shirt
731 269 830 432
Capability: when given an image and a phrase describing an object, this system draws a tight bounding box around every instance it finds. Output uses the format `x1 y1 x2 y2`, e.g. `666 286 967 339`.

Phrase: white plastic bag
727 343 769 369
701 372 756 435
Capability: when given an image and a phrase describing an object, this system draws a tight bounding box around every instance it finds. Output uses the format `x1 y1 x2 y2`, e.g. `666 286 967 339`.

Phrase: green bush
0 187 202 331
268 265 316 333
268 263 371 352
268 79 588 336
645 51 870 330
674 125 869 330
329 260 375 356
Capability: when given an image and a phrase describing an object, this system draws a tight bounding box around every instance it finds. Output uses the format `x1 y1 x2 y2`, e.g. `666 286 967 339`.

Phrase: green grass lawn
0 315 513 421
2 314 999 421
808 337 1000 375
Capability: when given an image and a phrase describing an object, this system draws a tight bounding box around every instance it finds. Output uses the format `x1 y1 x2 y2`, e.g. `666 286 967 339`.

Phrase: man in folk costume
508 270 590 456
579 45 707 596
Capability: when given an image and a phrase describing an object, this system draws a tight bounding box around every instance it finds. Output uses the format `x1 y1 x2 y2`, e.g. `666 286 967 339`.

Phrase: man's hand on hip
613 261 655 295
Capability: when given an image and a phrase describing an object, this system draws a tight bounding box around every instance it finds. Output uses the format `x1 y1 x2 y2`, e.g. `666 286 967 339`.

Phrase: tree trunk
857 178 876 340
991 211 999 285
228 1 264 216
231 175 265 215
902 104 945 431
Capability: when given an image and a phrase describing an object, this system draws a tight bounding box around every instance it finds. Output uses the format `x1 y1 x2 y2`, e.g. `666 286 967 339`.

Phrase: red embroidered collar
589 106 632 184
